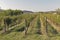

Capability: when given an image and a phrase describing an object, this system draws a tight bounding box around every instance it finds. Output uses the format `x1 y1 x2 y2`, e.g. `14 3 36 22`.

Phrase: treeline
0 9 23 16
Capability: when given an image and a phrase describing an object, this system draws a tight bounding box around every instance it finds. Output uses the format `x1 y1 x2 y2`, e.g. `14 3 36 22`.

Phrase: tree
13 10 23 16
3 17 12 33
4 9 23 16
4 9 14 16
56 8 60 14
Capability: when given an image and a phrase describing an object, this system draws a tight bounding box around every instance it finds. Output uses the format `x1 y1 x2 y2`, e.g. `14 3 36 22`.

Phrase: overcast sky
0 0 60 11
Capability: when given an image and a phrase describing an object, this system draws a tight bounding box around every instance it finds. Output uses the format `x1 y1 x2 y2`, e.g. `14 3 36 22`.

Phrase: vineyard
0 13 60 40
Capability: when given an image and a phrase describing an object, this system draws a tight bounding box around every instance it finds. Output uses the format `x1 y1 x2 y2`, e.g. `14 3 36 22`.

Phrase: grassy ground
0 13 60 40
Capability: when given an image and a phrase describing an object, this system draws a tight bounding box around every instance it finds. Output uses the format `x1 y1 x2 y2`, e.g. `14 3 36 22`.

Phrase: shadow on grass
15 26 25 32
1 26 25 35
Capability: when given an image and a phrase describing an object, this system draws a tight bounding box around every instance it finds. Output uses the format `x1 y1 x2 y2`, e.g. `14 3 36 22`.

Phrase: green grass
0 13 60 40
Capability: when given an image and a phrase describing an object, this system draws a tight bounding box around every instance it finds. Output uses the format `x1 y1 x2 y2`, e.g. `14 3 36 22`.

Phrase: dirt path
47 19 60 32
40 17 47 35
25 16 38 34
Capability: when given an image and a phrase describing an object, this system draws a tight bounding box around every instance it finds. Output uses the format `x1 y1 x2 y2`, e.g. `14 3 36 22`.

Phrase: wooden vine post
24 19 30 35
45 17 48 33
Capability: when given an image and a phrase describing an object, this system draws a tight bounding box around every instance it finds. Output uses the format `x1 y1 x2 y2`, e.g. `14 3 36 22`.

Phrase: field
0 12 60 40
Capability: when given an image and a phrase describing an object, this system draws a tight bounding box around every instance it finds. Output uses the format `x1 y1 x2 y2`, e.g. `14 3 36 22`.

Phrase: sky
0 0 60 12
